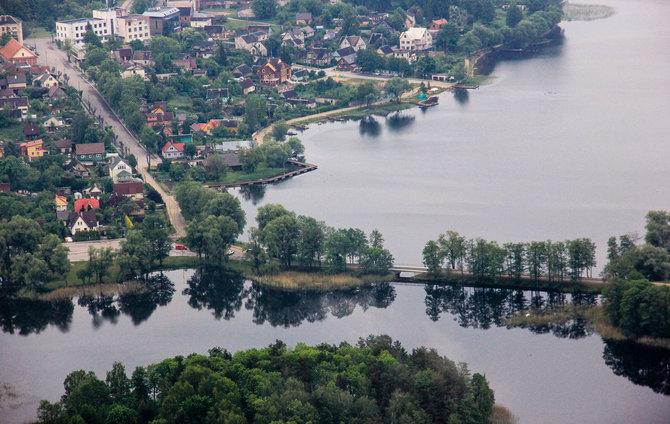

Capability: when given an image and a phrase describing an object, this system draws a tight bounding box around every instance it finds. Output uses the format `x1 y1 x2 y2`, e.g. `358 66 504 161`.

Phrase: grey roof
75 142 105 155
142 7 180 18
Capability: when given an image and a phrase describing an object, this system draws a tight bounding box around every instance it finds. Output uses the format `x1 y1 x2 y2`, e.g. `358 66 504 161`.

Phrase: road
66 239 200 261
30 36 187 237
297 64 456 88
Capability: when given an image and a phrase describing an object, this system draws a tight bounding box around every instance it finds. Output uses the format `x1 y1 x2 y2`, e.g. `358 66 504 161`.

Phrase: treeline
247 203 394 275
604 279 670 339
36 336 495 424
423 231 597 282
0 216 70 290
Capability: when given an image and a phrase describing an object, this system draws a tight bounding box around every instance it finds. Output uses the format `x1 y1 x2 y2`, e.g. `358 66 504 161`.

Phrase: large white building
57 7 150 45
56 18 109 45
399 27 432 51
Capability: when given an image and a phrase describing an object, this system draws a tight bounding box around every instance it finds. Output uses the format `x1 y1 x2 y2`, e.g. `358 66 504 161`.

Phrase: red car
174 244 187 250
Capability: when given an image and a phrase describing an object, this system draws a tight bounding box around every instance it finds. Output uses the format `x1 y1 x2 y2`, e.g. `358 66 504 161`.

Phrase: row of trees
0 216 70 290
423 231 597 282
247 203 394 275
604 279 670 338
37 336 495 424
78 215 172 284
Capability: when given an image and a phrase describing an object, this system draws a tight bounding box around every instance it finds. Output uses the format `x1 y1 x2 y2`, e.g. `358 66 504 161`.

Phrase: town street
29 36 188 237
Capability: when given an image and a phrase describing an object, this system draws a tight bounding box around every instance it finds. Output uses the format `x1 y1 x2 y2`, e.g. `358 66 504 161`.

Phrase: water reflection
183 266 247 320
245 282 396 327
0 294 73 335
603 341 670 395
359 116 381 137
238 185 266 205
118 274 175 325
78 293 120 328
424 285 597 339
453 88 469 105
385 112 415 131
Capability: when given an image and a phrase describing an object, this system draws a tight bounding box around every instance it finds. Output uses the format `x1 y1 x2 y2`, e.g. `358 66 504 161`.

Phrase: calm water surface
3 0 670 422
1 270 669 423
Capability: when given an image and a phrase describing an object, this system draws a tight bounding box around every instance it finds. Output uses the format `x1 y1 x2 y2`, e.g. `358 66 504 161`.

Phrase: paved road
66 239 200 261
297 64 456 88
30 36 187 237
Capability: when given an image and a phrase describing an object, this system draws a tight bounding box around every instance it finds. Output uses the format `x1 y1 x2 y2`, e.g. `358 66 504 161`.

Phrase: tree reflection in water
385 112 415 131
245 282 396 327
238 185 266 205
359 116 381 137
183 266 247 320
118 274 175 325
424 285 597 338
603 341 670 395
78 274 175 327
0 294 74 335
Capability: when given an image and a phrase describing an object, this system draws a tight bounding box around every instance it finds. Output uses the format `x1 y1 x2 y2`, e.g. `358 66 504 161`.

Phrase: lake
3 0 670 422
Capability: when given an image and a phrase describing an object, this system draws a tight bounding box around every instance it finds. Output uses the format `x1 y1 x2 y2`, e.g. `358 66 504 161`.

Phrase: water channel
2 0 670 422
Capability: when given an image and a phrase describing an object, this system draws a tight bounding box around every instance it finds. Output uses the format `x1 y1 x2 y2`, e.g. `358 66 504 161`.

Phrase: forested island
34 336 497 424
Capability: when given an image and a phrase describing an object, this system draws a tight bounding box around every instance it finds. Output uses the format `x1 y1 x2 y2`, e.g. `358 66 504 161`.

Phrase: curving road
30 36 187 237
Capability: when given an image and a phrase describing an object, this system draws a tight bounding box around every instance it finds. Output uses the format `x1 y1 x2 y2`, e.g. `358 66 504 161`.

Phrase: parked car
175 244 187 250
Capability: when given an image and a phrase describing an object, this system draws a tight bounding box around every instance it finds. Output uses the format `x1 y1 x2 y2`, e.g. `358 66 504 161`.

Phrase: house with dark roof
113 182 144 200
232 64 252 78
369 32 383 46
23 123 40 140
68 210 99 235
132 50 154 66
240 78 255 95
47 86 67 99
54 139 73 155
111 48 133 62
377 45 394 56
295 12 312 25
206 88 230 101
340 35 366 52
304 48 333 67
75 142 106 163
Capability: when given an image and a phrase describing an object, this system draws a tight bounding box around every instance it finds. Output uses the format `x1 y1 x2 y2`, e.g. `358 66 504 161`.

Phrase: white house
339 35 366 52
162 141 185 159
109 156 133 183
399 27 432 51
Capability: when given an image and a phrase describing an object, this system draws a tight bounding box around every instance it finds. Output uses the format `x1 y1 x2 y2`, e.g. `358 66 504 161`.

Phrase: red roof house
74 198 100 212
0 39 38 66
162 141 185 159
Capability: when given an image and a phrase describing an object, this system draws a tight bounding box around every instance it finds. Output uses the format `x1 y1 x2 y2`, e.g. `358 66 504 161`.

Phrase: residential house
232 64 252 78
429 18 448 30
109 156 133 183
206 88 230 101
295 12 312 25
393 48 417 62
334 46 356 63
65 158 89 177
0 96 28 118
146 109 174 127
111 48 133 62
369 32 383 46
83 183 103 198
221 152 242 171
192 40 217 58
113 182 144 200
257 58 291 87
54 195 68 212
0 39 38 65
68 210 99 235
399 27 432 51
121 64 147 79
47 86 67 100
203 25 229 40
291 68 309 81
23 124 40 140
240 78 255 95
377 45 394 56
340 35 366 52
44 116 66 131
36 72 59 88
132 50 154 66
7 74 26 90
172 56 197 71
162 141 185 159
19 139 45 160
304 48 333 67
54 139 73 154
0 15 23 44
373 19 395 34
75 142 106 163
190 11 214 28
337 55 357 71
234 34 267 56
301 26 315 38
247 24 272 36
74 197 100 212
324 27 341 40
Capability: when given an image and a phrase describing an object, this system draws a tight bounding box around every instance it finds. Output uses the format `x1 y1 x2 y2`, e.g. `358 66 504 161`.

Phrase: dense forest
36 336 495 424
